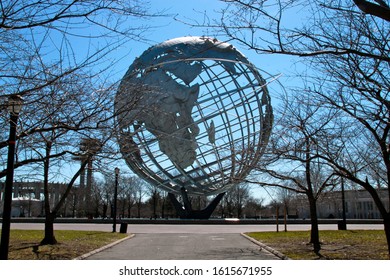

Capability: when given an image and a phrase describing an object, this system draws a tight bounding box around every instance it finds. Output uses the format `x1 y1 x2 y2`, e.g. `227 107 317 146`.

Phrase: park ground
2 229 388 260
247 230 389 260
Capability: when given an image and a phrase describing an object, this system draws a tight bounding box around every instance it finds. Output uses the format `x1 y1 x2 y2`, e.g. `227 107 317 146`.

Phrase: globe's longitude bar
205 61 239 185
199 61 232 187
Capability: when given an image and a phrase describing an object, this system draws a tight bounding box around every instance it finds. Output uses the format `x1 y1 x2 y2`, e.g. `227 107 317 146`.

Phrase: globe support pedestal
168 188 225 219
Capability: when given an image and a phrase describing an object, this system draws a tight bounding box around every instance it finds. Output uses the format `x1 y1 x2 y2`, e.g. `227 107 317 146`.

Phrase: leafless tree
146 184 163 219
214 0 390 256
90 177 106 218
220 183 251 218
0 0 160 245
118 176 137 218
133 177 148 218
1 0 156 170
243 197 265 219
250 90 338 255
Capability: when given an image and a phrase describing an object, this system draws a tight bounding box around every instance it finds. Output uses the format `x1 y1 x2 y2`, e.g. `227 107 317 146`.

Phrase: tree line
78 176 266 220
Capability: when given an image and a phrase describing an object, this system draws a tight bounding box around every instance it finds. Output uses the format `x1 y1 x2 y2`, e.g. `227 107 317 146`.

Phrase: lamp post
0 95 23 260
339 177 347 230
112 167 119 233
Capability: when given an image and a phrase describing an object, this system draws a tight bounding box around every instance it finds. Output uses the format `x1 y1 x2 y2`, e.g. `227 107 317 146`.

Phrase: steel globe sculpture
115 36 273 218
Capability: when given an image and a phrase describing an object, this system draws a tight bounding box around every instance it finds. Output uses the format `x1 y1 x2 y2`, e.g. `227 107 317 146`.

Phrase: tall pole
85 158 93 218
112 167 119 233
276 204 279 233
341 177 347 230
0 95 23 260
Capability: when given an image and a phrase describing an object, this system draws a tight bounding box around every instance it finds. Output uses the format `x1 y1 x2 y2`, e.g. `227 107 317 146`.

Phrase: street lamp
112 167 120 233
339 177 347 230
0 95 24 260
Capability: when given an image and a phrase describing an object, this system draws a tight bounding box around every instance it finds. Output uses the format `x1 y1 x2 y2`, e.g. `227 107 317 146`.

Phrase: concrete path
84 233 280 260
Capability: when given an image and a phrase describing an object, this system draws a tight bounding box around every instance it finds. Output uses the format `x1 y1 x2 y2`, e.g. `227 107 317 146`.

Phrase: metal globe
115 36 272 198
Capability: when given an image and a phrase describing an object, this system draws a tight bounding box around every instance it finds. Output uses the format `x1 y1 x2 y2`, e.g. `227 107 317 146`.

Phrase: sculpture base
168 188 225 219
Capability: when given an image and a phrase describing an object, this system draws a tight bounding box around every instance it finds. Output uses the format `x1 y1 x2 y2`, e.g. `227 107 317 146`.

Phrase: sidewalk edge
240 233 290 260
74 234 135 260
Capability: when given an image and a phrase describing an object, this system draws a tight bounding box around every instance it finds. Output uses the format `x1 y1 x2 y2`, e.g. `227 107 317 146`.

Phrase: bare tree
132 177 148 218
146 184 162 219
213 0 390 256
94 175 115 219
0 0 155 167
90 177 106 218
0 0 159 245
243 197 265 219
0 0 155 180
276 187 295 232
221 183 251 218
120 175 138 218
244 89 339 255
303 1 390 256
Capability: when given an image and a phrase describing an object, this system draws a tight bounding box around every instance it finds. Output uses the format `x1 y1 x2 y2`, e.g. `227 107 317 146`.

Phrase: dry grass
4 229 389 260
247 230 389 260
5 230 127 260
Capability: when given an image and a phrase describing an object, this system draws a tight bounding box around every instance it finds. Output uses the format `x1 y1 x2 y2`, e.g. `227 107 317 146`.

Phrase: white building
0 181 79 217
291 188 389 219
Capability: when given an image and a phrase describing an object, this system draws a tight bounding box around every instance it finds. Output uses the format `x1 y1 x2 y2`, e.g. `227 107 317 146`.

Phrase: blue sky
13 0 298 203
70 0 294 203
109 0 294 202
111 0 295 87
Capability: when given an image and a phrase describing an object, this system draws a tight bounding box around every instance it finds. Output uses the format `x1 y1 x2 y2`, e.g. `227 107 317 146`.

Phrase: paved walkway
10 222 383 260
83 233 281 260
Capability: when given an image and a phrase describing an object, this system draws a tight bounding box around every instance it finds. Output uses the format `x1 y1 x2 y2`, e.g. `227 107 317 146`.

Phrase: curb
240 233 290 260
74 234 135 260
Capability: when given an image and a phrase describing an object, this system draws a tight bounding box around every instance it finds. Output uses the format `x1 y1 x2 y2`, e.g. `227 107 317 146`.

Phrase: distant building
290 188 389 219
0 181 82 217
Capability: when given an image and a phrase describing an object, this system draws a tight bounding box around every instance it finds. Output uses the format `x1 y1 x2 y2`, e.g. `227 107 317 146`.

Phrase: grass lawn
247 230 389 260
4 230 127 260
3 229 389 260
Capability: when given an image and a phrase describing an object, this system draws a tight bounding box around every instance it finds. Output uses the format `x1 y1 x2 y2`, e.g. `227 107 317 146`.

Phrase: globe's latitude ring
115 36 273 198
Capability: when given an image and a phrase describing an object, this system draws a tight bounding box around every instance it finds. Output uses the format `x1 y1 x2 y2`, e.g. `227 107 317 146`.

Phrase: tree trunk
276 205 279 233
40 213 57 245
360 179 390 257
161 196 165 218
304 137 321 255
384 213 390 258
40 155 90 245
152 192 157 219
284 203 287 232
41 142 57 245
137 200 141 218
308 194 321 255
